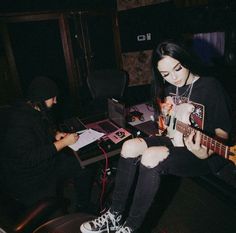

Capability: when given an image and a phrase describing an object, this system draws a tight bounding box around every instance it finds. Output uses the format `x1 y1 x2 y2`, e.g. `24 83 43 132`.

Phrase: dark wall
1 1 236 118
8 20 68 95
118 2 236 53
0 0 116 13
117 1 236 109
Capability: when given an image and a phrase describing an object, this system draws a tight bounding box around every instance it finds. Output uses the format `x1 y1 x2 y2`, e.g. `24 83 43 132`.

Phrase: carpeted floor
34 177 236 233
148 178 236 233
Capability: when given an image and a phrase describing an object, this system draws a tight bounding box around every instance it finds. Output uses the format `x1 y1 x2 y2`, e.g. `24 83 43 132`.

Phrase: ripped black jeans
110 136 228 230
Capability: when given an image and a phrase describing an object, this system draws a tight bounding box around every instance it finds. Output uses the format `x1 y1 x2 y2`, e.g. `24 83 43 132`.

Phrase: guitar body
167 103 195 147
164 102 236 165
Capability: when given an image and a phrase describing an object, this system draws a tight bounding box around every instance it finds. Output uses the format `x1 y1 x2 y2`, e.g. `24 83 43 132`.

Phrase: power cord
97 142 109 212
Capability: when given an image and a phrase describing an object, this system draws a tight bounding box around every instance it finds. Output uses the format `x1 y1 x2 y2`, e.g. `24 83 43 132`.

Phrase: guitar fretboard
176 120 228 158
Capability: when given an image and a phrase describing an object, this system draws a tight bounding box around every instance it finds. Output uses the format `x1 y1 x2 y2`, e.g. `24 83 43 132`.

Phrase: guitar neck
176 120 229 158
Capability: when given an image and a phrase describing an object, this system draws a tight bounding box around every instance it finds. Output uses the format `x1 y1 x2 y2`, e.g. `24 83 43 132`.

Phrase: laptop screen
108 98 126 128
60 117 87 133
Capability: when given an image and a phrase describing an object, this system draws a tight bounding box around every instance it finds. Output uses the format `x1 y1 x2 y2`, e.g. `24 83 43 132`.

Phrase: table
70 122 127 168
72 145 121 168
69 103 154 168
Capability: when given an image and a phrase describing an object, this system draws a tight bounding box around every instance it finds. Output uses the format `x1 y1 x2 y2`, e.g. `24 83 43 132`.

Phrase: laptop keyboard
98 121 118 133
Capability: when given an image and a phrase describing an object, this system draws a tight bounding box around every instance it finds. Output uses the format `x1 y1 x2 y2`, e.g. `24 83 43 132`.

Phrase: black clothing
110 76 233 230
0 102 93 207
165 76 232 135
112 157 161 230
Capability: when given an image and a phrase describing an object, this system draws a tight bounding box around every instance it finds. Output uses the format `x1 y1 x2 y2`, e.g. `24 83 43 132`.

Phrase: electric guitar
165 103 236 165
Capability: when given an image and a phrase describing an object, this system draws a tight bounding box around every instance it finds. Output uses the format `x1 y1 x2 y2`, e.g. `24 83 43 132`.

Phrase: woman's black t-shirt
165 76 232 136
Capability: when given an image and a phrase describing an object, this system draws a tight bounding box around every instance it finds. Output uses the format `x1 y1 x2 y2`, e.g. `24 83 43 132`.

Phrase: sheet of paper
68 128 105 151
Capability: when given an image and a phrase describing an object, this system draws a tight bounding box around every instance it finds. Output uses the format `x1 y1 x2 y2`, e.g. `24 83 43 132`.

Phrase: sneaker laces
91 210 121 232
117 226 132 233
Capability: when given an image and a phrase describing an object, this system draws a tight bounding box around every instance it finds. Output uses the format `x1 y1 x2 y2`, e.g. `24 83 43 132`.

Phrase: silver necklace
175 76 195 105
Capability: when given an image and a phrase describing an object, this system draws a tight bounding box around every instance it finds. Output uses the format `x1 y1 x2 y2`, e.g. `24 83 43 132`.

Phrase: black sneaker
80 209 122 233
115 225 134 233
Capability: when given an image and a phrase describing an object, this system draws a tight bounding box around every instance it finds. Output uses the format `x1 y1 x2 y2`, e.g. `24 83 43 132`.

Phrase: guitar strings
176 120 228 156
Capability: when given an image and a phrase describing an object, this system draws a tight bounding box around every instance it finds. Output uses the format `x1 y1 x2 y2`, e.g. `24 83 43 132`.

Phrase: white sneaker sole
80 224 106 233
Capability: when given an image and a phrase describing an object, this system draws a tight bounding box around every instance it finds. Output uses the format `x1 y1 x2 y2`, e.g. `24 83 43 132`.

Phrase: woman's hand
184 130 213 159
161 102 172 116
160 98 173 116
158 97 173 133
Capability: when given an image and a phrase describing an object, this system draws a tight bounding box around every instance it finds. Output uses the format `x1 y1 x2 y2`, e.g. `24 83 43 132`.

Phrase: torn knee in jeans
121 138 148 158
141 146 169 168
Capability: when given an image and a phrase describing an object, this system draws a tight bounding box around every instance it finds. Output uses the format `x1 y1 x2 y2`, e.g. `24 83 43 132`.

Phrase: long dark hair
151 39 203 116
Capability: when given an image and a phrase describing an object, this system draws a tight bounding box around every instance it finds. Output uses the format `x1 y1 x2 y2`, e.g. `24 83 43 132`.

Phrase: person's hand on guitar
158 97 173 134
160 97 173 117
184 130 213 159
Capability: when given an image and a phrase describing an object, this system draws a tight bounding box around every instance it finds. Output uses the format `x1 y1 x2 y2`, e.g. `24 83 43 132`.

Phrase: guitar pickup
165 115 171 126
173 117 177 129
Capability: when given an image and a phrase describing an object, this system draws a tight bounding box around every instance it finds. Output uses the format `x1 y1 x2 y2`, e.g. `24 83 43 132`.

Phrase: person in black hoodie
1 76 93 210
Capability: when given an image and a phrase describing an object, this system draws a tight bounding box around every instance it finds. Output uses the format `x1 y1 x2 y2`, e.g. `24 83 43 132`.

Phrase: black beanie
28 76 59 102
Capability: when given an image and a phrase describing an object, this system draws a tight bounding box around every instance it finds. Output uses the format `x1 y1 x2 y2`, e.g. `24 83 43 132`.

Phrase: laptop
133 120 158 136
127 103 158 136
86 98 126 135
59 117 87 133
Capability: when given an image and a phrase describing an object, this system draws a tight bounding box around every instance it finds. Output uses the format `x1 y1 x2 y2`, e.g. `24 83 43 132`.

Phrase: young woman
80 40 233 233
